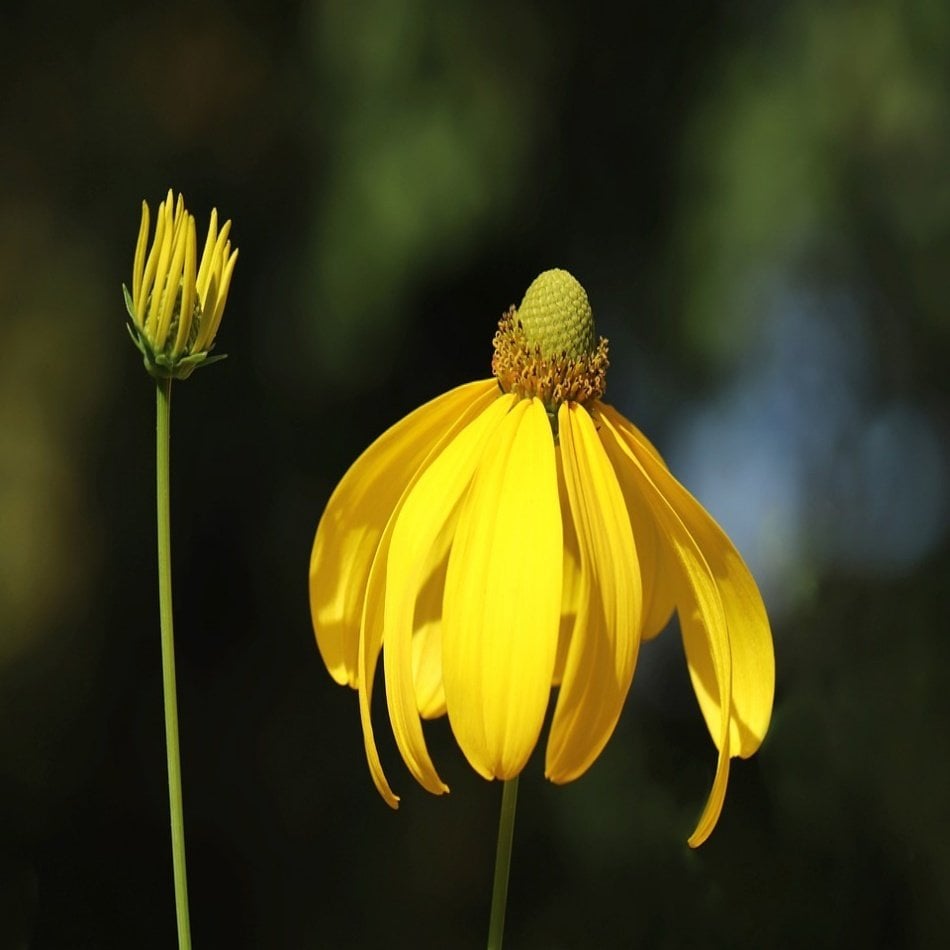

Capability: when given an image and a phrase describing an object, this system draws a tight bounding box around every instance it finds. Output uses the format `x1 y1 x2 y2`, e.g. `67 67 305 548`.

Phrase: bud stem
156 377 193 949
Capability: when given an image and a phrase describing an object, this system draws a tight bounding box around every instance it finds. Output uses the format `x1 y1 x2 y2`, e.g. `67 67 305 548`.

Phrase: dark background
2 1 948 947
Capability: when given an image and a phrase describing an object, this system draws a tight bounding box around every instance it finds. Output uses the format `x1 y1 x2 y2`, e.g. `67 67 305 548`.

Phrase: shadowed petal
617 437 677 641
412 618 447 720
596 406 733 846
310 380 496 686
601 404 774 756
553 452 582 685
588 403 674 639
410 526 453 720
442 398 562 779
384 394 517 796
546 404 642 783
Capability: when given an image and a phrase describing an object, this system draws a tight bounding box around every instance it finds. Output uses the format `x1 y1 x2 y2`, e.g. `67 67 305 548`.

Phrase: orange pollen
491 307 609 410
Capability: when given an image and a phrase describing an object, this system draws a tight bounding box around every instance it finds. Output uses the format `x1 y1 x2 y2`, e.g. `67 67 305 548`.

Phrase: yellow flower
124 189 238 380
309 269 775 846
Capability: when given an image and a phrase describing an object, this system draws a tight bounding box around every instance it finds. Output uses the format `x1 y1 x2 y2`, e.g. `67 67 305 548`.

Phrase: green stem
156 377 192 950
487 776 520 950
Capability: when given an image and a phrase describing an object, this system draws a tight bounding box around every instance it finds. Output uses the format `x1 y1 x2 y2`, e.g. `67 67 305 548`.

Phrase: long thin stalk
156 377 192 949
487 776 520 950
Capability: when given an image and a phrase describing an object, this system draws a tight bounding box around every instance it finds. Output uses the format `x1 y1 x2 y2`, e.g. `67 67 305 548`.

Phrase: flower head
309 268 775 846
124 189 238 380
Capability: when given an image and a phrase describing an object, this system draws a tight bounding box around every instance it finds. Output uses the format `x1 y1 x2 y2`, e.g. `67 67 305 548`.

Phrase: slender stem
487 776 520 950
156 377 192 950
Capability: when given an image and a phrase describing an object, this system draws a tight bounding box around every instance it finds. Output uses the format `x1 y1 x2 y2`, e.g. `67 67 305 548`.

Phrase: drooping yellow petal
310 380 497 686
600 404 774 757
680 601 731 847
596 406 733 846
546 403 642 783
356 561 396 805
355 383 502 807
591 404 676 639
384 393 517 796
442 397 562 779
603 449 671 642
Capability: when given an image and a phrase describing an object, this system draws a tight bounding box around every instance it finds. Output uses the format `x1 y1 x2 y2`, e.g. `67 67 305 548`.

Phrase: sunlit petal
356 383 502 807
546 404 642 783
384 393 517 795
442 398 562 779
310 380 497 686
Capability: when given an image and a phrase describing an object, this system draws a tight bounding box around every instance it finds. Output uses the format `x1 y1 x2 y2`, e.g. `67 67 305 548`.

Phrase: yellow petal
132 200 150 319
587 403 674 639
545 404 642 783
196 207 219 304
136 193 168 321
410 529 452 720
172 216 198 358
384 393 517 795
145 194 175 339
442 398 562 779
309 380 497 687
596 406 734 847
411 618 447 720
553 451 582 685
357 561 397 805
611 428 677 641
354 382 502 808
195 221 237 352
155 211 189 349
601 405 774 757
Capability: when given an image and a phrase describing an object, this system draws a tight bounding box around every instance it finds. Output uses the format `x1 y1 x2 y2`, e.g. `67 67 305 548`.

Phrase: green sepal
124 288 227 382
122 283 136 321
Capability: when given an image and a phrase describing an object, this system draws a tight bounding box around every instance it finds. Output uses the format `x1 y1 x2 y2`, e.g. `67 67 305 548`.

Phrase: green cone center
516 268 595 361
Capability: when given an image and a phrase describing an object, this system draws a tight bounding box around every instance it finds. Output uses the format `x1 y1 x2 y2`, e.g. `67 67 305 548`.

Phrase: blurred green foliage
677 0 950 366
1 0 948 947
302 0 559 382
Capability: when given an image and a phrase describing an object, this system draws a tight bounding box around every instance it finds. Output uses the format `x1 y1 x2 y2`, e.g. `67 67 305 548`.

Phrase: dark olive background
1 2 948 947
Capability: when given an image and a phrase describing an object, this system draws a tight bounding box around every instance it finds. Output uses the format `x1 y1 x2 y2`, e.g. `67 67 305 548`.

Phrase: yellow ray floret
442 397 562 780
